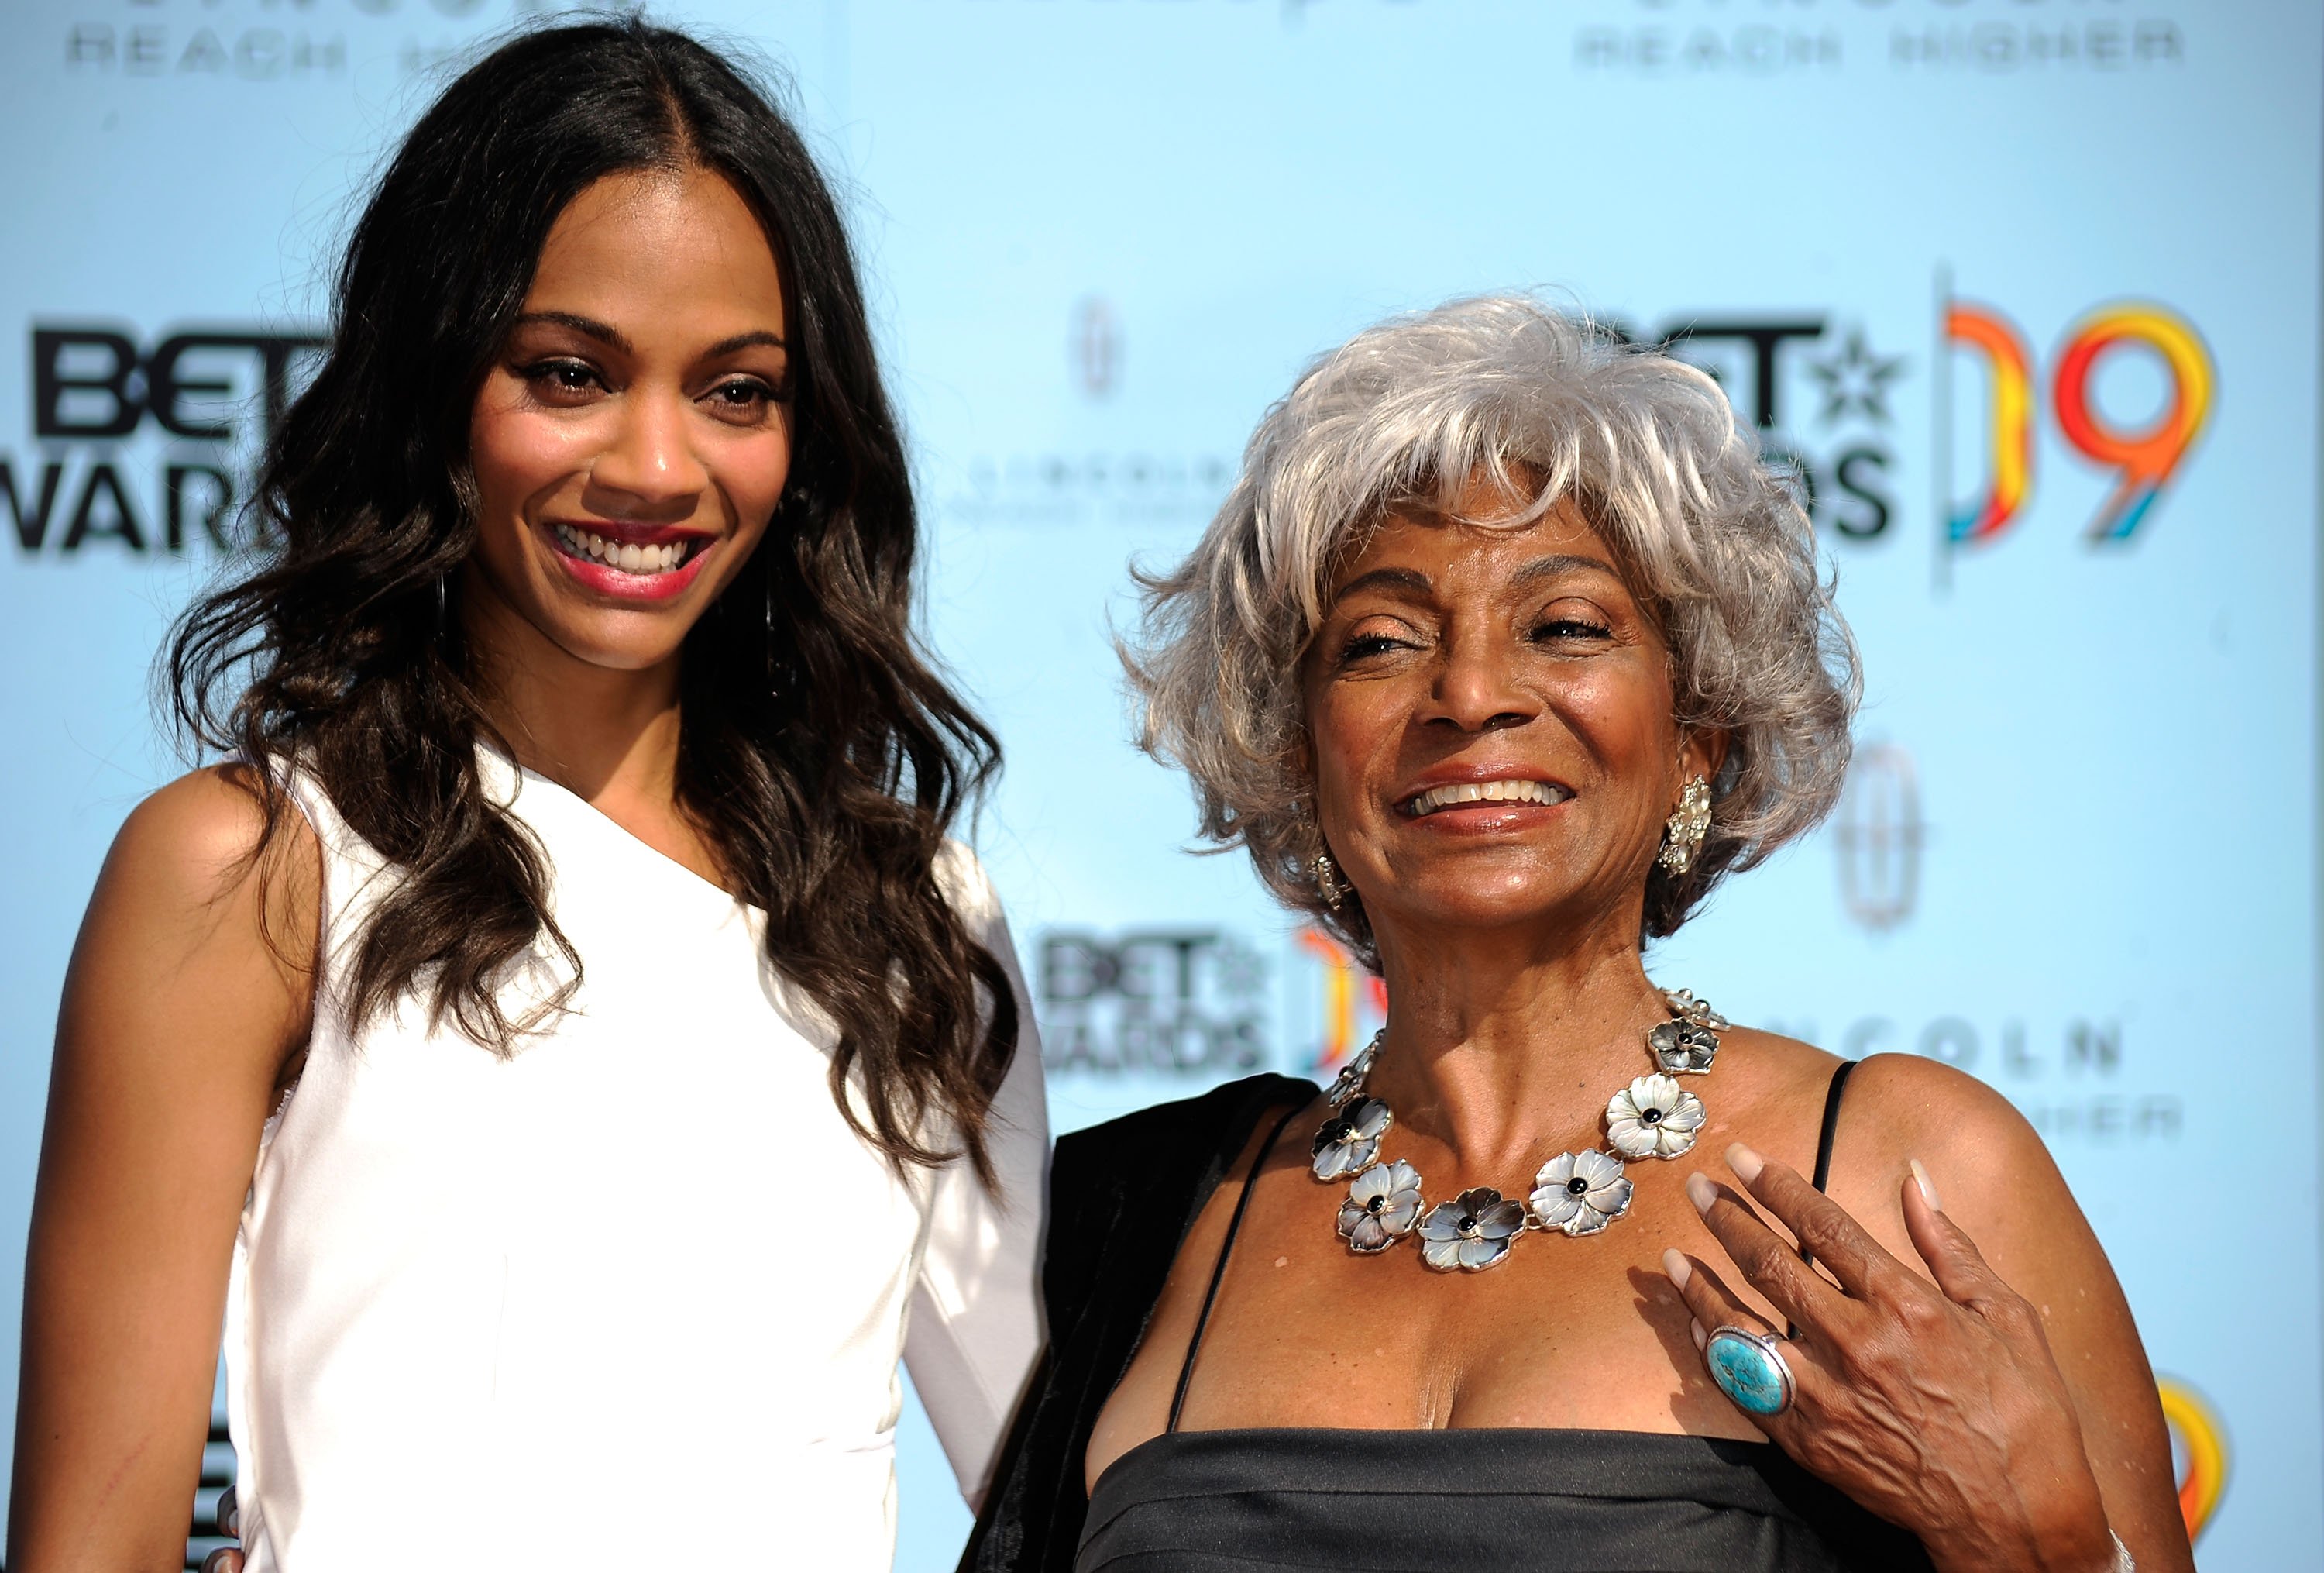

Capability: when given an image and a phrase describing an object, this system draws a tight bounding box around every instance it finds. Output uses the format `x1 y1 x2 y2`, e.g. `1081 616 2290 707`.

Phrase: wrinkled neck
1363 905 1670 1172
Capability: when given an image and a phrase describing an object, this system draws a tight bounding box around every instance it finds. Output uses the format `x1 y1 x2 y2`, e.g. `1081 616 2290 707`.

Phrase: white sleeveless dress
221 752 1048 1571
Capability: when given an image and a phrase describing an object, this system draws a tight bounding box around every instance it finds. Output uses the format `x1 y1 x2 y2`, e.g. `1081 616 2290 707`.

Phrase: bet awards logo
1612 287 2213 568
1037 928 1268 1074
2 322 322 556
1613 315 1903 545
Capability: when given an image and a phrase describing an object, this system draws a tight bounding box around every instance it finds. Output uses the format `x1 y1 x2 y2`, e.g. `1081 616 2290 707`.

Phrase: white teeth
1408 779 1572 816
552 525 693 576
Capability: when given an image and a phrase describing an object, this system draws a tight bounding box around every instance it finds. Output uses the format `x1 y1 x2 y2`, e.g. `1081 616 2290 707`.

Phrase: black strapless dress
1077 1426 1934 1572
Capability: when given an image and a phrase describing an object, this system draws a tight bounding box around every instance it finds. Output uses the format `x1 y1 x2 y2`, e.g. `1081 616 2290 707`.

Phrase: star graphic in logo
1803 328 1906 427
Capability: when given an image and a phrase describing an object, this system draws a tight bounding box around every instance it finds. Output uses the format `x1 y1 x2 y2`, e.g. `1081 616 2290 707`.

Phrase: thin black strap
1810 1057 1857 1196
1786 1058 1857 1340
1166 1100 1305 1434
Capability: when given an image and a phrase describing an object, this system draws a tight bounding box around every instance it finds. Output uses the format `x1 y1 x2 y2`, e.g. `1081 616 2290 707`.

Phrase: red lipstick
544 519 717 604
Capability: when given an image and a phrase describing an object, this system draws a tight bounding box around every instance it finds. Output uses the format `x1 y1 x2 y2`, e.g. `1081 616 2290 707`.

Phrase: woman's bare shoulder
1710 1032 2060 1239
1820 1051 2075 1254
1714 1023 1848 1120
1839 1051 2047 1172
114 762 291 864
88 763 322 993
1719 1031 2043 1171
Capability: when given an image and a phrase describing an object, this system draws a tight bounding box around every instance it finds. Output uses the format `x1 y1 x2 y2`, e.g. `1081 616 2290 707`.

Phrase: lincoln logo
1834 743 1923 931
1069 295 1121 401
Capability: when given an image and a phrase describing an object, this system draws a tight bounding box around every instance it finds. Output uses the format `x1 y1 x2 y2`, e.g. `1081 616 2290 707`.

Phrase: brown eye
1533 616 1610 642
701 378 778 423
520 359 603 399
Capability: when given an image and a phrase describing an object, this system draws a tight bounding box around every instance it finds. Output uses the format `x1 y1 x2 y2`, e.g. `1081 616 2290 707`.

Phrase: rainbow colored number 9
2051 303 2215 542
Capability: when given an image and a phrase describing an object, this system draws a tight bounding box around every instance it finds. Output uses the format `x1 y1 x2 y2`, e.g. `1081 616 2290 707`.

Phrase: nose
1425 626 1541 734
586 387 710 517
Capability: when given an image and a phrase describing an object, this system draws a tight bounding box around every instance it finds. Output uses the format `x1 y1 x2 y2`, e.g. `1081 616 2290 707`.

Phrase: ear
1679 726 1730 790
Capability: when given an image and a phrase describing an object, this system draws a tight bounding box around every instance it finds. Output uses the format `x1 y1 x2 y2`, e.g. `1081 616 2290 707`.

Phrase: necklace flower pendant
1417 1186 1525 1272
1312 1097 1392 1182
1315 990 1715 1262
1530 1150 1634 1236
1606 1073 1707 1159
1648 1017 1721 1075
1325 1030 1383 1107
1338 1159 1425 1254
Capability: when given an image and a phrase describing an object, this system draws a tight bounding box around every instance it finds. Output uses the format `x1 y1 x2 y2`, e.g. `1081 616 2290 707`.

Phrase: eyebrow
1330 553 1621 605
1332 566 1435 601
510 312 787 359
514 311 631 353
1511 553 1621 587
705 329 789 357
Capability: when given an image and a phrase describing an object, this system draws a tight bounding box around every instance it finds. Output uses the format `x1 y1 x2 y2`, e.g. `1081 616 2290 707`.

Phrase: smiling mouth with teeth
1404 780 1574 817
552 523 703 577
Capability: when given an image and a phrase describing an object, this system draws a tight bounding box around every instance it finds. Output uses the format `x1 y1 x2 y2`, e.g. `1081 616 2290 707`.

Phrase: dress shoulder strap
1166 1099 1305 1434
1810 1057 1858 1196
1785 1058 1857 1341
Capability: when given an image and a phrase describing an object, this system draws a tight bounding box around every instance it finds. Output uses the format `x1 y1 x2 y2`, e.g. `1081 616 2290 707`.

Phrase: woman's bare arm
9 767 316 1572
1669 1052 2190 1573
1856 1054 2190 1571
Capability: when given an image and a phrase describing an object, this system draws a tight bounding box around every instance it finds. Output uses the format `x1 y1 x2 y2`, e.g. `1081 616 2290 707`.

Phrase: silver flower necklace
1312 990 1724 1272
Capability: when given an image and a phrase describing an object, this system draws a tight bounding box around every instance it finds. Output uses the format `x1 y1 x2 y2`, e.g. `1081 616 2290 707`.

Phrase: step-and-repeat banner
0 2 2314 1568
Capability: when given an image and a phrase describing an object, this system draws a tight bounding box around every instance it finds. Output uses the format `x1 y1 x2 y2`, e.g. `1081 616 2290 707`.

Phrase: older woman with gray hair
964 296 2188 1573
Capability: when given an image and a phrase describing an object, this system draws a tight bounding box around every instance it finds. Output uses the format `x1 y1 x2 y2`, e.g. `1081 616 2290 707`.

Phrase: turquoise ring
1705 1325 1796 1416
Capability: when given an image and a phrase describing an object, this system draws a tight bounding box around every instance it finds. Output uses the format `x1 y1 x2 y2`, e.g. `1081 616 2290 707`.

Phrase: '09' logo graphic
1297 927 1387 1079
2155 1375 2228 1543
1944 290 2213 550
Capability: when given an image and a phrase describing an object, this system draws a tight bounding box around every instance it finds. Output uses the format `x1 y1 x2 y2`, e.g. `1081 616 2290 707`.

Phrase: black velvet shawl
959 1073 1316 1573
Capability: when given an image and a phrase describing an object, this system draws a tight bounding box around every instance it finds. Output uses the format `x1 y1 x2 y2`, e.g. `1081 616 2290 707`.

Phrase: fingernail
1690 1318 1707 1351
1911 1158 1943 1213
1686 1172 1717 1213
1662 1248 1692 1289
1726 1143 1764 1185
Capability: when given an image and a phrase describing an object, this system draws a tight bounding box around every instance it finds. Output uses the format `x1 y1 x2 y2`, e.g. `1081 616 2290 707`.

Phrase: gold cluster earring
1658 775 1712 876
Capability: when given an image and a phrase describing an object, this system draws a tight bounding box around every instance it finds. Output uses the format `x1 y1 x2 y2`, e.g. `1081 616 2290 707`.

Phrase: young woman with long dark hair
9 21 1045 1571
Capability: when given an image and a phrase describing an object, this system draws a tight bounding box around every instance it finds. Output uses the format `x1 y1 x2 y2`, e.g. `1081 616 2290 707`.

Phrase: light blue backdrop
0 1 2313 1568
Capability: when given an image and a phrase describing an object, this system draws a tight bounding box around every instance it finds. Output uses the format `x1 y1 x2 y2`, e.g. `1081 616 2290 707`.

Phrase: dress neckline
480 745 764 916
1090 1423 1779 1501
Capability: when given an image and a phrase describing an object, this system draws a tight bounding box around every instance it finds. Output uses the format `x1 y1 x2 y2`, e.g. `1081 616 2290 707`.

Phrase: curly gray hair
1122 294 1860 952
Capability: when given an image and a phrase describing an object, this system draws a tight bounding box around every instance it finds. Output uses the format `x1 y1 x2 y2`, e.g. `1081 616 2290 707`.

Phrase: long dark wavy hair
168 19 1019 1181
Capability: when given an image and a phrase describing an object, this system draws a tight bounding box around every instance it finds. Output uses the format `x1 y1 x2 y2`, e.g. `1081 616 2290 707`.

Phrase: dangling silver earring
1658 775 1712 876
1312 849 1349 910
432 572 449 639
